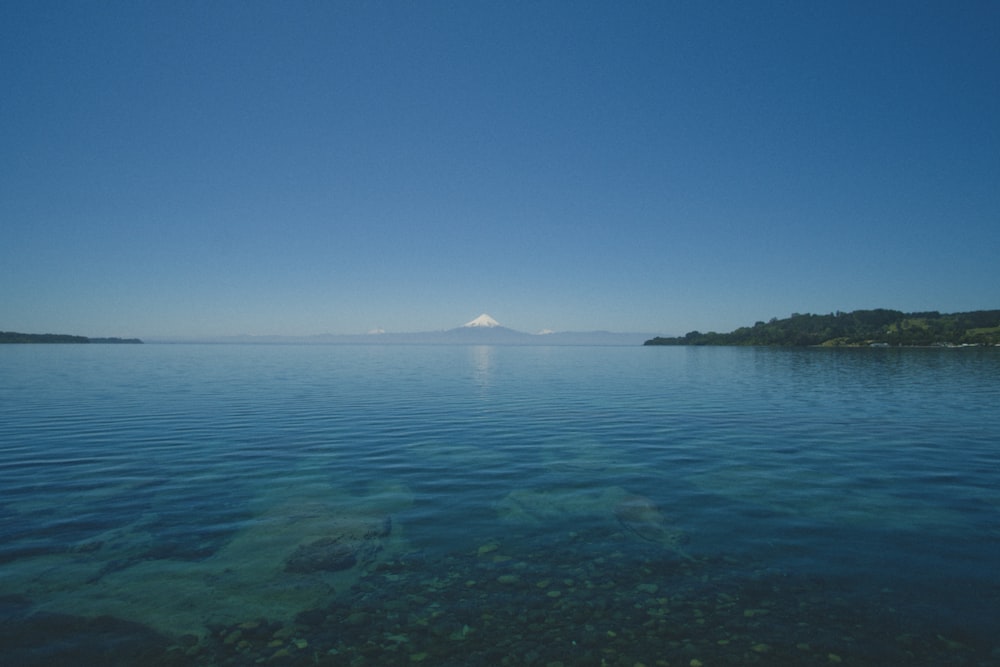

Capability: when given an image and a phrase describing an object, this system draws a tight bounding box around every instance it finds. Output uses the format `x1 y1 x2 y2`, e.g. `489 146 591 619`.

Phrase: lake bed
2 344 998 665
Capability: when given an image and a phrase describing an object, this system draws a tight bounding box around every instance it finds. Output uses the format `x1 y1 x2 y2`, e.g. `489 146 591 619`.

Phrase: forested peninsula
645 309 1000 347
0 331 143 344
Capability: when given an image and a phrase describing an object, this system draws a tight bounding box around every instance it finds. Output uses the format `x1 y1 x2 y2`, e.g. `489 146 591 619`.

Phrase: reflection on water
470 344 494 392
1 344 998 665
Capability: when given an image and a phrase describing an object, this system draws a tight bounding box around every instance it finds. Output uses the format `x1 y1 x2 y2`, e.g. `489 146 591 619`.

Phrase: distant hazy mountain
148 314 652 346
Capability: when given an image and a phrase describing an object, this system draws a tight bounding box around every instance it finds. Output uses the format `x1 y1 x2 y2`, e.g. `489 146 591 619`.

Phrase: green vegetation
644 309 1000 347
0 331 142 344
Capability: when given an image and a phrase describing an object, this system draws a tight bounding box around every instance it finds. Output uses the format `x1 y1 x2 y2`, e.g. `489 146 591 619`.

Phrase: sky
2 1 998 338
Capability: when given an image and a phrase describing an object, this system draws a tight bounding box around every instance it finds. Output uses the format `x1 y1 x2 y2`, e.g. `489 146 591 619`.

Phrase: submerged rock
284 513 392 573
285 537 357 573
496 486 693 561
613 494 694 561
5 477 415 640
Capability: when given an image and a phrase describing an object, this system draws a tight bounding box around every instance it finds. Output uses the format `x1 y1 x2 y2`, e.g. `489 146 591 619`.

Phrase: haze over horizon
141 312 645 342
3 2 998 339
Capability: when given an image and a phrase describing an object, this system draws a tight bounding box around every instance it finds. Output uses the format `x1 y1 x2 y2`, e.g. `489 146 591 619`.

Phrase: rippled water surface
1 344 998 666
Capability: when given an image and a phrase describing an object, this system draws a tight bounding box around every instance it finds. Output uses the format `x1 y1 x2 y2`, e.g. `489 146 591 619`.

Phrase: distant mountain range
14 310 1000 348
148 315 652 346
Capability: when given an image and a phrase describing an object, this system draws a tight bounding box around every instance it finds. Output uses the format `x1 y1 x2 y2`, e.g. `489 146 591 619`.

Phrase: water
1 344 998 666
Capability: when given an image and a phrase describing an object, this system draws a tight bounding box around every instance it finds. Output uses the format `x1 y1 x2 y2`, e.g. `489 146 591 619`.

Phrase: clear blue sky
3 1 998 338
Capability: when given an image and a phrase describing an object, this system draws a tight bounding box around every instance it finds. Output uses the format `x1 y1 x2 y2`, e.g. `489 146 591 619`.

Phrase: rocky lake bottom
2 344 998 666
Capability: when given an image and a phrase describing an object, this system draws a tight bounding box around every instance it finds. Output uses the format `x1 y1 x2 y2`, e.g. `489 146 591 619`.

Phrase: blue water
1 344 998 666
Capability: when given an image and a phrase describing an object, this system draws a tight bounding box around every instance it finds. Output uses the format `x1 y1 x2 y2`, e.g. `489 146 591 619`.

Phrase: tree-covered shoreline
0 331 143 344
645 309 1000 347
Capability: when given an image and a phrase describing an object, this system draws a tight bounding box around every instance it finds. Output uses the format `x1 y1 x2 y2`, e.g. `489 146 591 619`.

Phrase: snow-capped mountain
463 313 501 328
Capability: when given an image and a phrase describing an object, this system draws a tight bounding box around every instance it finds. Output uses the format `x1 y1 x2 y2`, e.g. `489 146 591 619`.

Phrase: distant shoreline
0 331 143 344
645 308 1000 347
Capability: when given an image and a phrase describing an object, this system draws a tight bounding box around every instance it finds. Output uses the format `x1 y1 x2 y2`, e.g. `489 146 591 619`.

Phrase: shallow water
1 344 998 665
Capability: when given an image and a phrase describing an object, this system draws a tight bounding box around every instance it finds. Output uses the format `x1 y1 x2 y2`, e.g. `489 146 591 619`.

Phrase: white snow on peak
463 313 501 328
536 329 555 335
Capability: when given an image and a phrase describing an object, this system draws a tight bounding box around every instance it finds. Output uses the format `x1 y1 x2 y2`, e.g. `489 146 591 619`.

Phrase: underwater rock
613 494 693 561
284 514 392 573
7 480 414 639
0 611 174 666
613 494 670 535
495 486 693 561
285 537 357 573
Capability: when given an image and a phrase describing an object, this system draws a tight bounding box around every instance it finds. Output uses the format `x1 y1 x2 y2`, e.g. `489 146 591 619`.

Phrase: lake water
1 344 998 666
